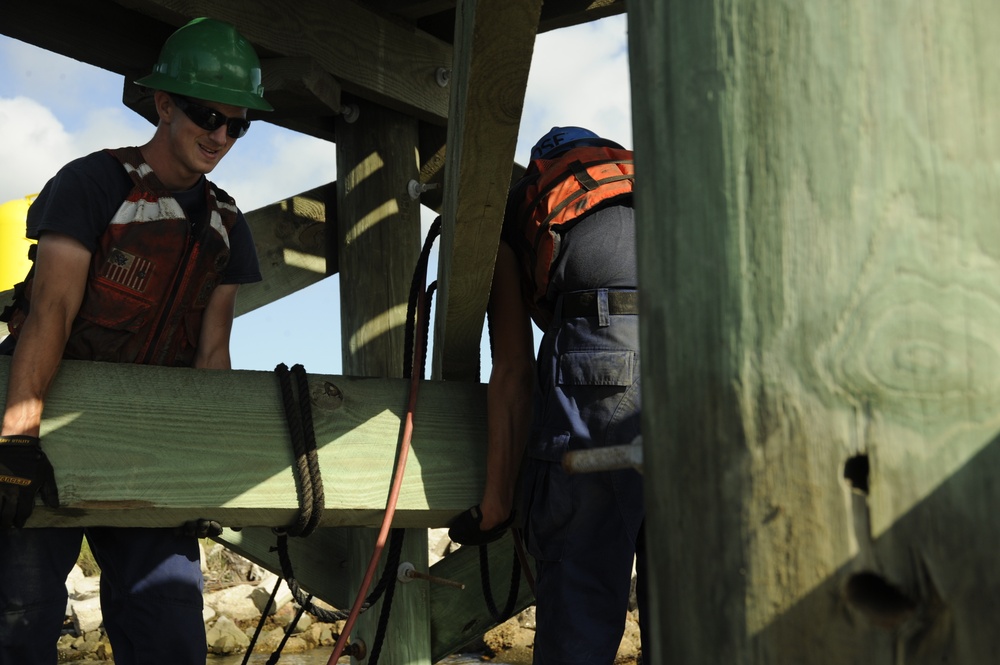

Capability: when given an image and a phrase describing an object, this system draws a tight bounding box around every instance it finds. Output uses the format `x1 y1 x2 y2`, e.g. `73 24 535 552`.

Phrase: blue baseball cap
530 126 625 160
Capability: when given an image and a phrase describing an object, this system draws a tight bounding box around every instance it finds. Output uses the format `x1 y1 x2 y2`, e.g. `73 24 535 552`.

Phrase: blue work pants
0 527 206 664
523 289 647 665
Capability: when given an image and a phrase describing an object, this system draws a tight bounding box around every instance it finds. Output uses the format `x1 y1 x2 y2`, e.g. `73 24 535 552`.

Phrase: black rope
479 540 522 624
366 528 408 665
241 574 283 665
271 527 408 624
273 363 324 537
264 593 314 665
258 219 440 659
404 217 441 381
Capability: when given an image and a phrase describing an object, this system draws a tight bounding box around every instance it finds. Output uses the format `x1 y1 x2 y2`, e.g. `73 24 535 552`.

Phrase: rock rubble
58 534 642 663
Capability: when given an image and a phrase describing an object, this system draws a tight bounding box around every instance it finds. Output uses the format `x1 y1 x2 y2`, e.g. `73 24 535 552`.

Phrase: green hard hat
135 17 273 111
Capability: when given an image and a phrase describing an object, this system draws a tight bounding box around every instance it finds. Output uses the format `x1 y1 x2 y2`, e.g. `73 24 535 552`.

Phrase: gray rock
206 615 251 654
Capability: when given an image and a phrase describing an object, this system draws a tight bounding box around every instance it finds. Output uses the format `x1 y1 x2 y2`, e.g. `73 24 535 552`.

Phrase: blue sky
0 16 632 380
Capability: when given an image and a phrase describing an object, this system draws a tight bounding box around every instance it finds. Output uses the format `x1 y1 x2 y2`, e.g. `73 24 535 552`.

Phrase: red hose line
326 284 427 665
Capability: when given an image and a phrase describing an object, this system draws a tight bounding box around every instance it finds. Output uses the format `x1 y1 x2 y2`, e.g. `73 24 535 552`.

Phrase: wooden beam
432 0 542 381
3 0 172 82
216 526 351 607
537 0 626 33
378 0 626 43
213 525 536 664
214 526 535 662
334 99 431 664
629 0 1000 662
428 535 534 660
122 56 345 142
0 357 487 529
236 183 337 317
116 0 453 124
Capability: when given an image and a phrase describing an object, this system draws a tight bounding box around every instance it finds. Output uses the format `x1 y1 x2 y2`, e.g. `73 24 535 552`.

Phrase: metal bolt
407 179 441 201
435 67 451 87
397 561 465 590
344 639 367 660
339 103 360 124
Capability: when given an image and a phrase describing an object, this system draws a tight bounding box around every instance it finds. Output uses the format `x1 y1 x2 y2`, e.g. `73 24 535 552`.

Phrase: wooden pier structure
4 1 1000 663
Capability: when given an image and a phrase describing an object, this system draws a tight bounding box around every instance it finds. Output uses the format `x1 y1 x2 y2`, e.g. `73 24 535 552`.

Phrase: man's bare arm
194 283 239 370
480 241 536 530
2 234 91 437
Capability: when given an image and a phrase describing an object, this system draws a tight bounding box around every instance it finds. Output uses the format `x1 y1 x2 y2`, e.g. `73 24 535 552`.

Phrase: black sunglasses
170 94 251 139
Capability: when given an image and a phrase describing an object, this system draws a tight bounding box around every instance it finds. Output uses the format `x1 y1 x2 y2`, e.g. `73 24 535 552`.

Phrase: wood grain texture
432 0 542 381
236 184 336 317
334 100 431 665
428 534 534 660
117 0 453 123
629 0 1000 662
0 357 487 528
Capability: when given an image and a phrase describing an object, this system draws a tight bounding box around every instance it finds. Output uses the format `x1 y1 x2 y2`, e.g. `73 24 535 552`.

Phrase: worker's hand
177 518 223 539
0 435 60 529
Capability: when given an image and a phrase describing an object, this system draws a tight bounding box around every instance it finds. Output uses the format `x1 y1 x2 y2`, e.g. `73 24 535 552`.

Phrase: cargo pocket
523 432 574 562
558 349 636 387
557 349 637 446
66 279 153 362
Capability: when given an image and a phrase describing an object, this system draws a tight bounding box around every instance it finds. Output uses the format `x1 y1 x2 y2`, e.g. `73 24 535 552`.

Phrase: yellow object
0 195 37 291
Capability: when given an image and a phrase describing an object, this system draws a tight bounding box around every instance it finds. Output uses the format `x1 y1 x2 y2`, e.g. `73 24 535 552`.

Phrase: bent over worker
449 127 646 664
0 17 269 664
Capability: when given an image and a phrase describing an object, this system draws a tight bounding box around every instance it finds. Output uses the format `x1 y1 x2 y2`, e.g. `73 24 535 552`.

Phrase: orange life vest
510 145 634 307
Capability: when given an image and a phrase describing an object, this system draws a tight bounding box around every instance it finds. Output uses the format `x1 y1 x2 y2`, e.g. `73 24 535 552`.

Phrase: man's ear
153 90 173 123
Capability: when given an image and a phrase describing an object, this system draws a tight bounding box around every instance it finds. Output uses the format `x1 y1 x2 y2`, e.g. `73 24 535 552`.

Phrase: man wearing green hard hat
0 18 269 664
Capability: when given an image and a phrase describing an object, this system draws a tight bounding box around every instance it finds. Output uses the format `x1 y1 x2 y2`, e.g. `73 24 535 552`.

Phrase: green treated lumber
335 99 429 665
236 183 336 317
628 1 1000 663
213 528 537 663
215 526 351 607
428 534 534 661
119 0 453 124
432 0 542 382
0 356 487 529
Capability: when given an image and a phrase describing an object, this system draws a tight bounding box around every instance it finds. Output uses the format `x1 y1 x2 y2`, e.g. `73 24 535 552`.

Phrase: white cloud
0 96 157 202
518 15 632 161
213 127 339 212
0 97 75 201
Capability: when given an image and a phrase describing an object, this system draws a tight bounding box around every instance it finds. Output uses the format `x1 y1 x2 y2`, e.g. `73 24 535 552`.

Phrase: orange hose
326 284 427 664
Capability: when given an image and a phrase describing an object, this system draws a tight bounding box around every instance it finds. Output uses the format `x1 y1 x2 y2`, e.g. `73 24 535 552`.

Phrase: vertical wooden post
628 0 1000 663
336 100 429 664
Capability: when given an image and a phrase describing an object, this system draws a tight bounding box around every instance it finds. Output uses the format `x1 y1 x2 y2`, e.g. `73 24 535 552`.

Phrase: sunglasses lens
226 120 250 139
173 96 249 139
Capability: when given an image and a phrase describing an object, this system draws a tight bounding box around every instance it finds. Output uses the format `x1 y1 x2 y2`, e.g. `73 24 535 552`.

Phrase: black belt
560 290 639 318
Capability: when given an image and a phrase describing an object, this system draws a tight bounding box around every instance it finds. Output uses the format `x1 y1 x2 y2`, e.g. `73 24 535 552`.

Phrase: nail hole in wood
844 454 870 494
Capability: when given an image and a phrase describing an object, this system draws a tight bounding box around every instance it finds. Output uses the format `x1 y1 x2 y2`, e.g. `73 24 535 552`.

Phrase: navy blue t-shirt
25 150 262 285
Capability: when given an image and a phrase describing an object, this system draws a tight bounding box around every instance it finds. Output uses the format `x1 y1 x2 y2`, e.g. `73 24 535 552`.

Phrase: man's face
167 96 247 176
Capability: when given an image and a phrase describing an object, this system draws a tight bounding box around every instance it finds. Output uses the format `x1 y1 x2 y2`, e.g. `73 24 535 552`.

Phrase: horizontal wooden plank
0 357 487 529
118 0 454 124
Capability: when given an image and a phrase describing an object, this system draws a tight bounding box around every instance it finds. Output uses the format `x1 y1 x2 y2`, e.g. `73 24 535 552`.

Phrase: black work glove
176 518 223 539
0 435 59 529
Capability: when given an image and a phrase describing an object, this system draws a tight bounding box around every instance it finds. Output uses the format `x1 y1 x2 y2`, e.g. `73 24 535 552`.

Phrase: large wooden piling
629 1 1000 662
